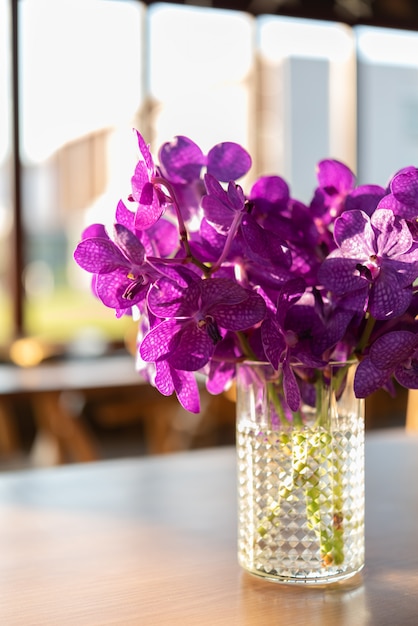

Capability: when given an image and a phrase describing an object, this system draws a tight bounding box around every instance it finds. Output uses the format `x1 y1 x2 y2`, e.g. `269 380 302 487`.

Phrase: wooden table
0 355 187 463
0 429 416 625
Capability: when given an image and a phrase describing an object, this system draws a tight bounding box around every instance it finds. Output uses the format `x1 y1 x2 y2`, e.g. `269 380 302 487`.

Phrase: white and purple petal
158 135 205 184
249 175 289 214
113 224 145 266
394 353 418 389
369 270 412 319
167 323 214 371
371 209 413 257
354 357 391 398
200 278 249 308
316 159 356 194
147 279 200 318
369 331 418 370
333 210 374 256
95 270 147 309
283 359 301 412
206 142 251 181
140 318 182 362
213 292 266 331
170 367 201 413
261 317 286 370
74 238 128 273
318 255 368 295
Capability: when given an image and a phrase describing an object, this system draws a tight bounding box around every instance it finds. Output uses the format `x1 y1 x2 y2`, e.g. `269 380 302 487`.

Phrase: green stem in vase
267 381 288 426
267 379 304 428
293 429 345 567
255 369 350 567
315 378 329 428
329 441 345 565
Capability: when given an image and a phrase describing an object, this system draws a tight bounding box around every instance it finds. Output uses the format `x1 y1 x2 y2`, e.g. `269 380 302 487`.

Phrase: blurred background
1 0 417 469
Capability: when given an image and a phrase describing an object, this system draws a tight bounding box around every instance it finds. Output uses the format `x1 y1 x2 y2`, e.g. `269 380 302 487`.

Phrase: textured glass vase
236 361 365 585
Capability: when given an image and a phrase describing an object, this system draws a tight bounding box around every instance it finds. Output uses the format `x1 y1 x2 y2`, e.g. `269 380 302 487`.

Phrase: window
0 0 13 345
5 1 418 359
356 26 418 183
16 0 145 353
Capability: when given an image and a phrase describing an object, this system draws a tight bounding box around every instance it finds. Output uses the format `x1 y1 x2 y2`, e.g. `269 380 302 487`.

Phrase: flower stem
152 176 210 275
210 211 244 275
267 381 288 426
257 427 346 568
356 313 376 355
236 331 258 361
295 430 345 566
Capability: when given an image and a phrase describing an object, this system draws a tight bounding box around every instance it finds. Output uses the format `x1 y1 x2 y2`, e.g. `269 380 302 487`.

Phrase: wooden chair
406 389 418 432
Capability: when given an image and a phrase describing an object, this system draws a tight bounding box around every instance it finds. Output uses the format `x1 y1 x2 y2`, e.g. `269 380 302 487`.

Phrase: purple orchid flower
154 360 201 413
130 130 171 231
205 332 244 395
202 173 247 234
74 223 160 316
309 159 358 252
318 208 418 320
311 159 356 223
250 176 318 248
354 330 418 397
157 136 207 220
261 278 324 411
157 135 252 223
135 311 201 413
202 173 291 271
74 130 418 411
159 135 252 184
140 277 266 372
344 184 387 217
158 135 206 185
248 179 322 284
115 198 179 259
378 167 418 220
310 275 377 359
189 218 229 264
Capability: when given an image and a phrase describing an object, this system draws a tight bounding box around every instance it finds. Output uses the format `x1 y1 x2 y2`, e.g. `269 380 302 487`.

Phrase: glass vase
236 361 365 585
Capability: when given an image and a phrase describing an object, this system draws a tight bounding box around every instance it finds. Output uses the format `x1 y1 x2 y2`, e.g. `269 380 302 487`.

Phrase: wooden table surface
0 428 416 625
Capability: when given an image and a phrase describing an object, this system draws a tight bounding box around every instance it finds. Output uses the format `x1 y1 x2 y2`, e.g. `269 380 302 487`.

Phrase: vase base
240 563 364 586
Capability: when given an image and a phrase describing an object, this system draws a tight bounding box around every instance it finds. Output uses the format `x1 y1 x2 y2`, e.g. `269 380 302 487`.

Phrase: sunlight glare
20 0 143 164
356 26 418 67
258 15 354 63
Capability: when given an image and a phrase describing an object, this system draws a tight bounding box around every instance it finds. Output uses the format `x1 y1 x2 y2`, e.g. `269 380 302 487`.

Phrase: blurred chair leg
30 391 100 465
406 389 418 432
142 399 181 454
0 399 20 456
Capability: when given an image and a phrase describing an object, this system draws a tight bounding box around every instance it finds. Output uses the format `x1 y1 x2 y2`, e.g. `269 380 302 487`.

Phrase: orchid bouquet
74 130 418 415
